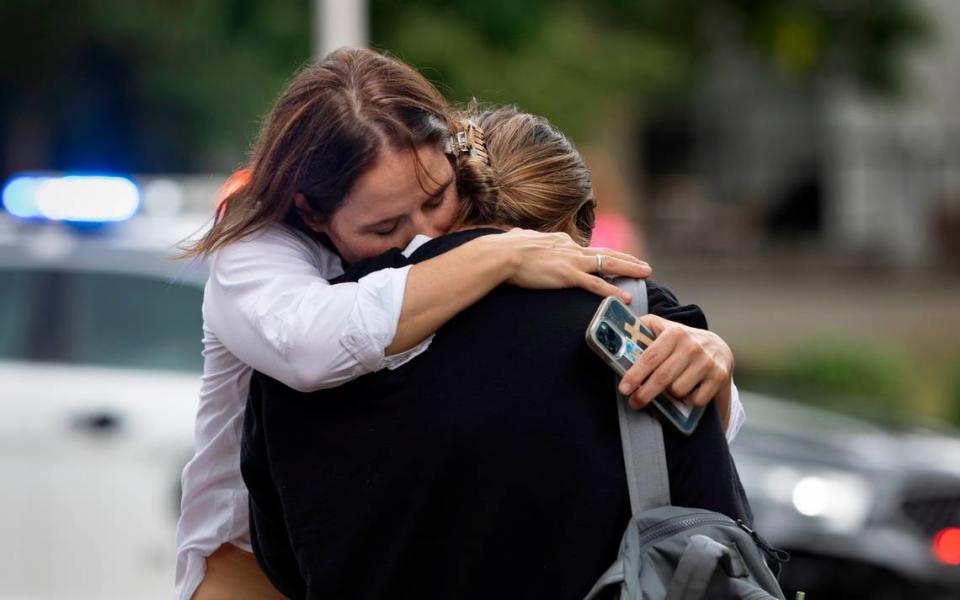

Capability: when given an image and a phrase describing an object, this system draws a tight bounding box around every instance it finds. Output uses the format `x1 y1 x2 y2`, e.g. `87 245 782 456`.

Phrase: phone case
585 296 705 435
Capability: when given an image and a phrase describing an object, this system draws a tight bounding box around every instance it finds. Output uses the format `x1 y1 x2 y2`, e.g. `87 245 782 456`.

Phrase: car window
0 270 37 359
0 269 203 372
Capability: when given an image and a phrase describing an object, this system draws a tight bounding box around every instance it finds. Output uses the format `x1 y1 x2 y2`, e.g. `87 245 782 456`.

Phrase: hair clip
445 120 490 166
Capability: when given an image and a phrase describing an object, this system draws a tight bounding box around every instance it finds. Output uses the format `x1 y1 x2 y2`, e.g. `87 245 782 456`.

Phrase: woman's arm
204 227 407 392
388 228 651 354
208 226 649 392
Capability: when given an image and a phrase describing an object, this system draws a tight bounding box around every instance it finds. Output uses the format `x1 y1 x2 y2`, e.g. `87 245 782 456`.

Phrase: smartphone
585 296 705 435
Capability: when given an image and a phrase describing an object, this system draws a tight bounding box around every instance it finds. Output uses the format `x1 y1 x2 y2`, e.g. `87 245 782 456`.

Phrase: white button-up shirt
174 228 745 599
175 225 431 600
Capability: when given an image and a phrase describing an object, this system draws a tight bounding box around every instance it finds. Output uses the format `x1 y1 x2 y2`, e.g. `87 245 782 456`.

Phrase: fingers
617 332 678 399
685 378 720 408
625 351 689 409
502 228 654 294
576 254 651 281
573 272 633 302
602 256 652 279
668 359 713 402
620 319 734 411
638 314 667 336
584 246 648 266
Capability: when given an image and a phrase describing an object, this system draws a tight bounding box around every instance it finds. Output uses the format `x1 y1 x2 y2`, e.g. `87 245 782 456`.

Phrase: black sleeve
645 280 755 526
647 279 708 330
331 248 411 285
241 373 307 599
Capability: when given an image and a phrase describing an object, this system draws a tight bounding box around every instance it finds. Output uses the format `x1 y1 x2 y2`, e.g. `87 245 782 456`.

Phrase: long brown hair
452 107 596 245
181 47 455 257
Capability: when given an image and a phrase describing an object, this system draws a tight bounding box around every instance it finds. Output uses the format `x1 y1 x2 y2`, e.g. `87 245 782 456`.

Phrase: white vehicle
1 175 210 599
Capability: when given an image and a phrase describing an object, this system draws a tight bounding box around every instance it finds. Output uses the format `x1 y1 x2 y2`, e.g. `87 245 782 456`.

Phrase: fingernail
621 293 633 303
618 383 631 395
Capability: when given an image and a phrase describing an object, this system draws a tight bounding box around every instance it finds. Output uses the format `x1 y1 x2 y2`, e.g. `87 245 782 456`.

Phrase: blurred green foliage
371 0 930 144
736 341 913 425
949 362 960 427
0 0 929 173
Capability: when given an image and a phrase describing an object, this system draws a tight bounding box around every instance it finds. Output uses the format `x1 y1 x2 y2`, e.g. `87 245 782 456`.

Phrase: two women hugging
177 47 749 600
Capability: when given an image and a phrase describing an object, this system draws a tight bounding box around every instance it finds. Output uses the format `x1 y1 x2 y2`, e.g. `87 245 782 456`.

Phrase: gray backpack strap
665 534 778 600
665 535 735 600
612 277 671 514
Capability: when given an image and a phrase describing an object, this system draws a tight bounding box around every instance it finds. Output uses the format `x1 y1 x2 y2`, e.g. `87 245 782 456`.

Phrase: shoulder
615 278 708 330
646 279 708 330
334 249 410 284
212 223 343 280
460 285 600 339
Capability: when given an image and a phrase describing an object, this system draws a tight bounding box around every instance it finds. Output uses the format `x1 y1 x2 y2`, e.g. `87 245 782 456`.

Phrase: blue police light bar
2 174 140 223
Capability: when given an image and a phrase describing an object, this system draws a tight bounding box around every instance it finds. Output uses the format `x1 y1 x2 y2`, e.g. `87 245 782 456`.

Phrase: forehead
342 145 452 218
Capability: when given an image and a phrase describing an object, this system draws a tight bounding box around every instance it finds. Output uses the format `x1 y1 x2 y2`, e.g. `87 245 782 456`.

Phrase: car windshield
0 268 203 372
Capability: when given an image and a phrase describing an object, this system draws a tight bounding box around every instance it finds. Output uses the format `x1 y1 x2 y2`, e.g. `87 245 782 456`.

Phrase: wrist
467 234 519 283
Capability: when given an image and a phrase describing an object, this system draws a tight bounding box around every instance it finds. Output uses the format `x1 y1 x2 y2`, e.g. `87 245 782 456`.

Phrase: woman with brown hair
241 107 748 598
175 48 652 600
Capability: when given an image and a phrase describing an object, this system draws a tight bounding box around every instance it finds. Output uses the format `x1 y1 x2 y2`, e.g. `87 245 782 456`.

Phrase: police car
1 174 214 599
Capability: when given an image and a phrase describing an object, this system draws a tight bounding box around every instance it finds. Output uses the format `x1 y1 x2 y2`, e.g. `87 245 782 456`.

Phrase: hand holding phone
585 296 705 435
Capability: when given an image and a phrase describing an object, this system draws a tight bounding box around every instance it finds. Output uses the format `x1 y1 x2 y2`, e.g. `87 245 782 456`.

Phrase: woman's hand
478 228 652 303
616 315 734 414
390 228 649 355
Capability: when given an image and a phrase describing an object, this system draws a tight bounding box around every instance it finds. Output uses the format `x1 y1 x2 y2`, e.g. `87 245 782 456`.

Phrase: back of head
183 47 454 257
452 107 596 245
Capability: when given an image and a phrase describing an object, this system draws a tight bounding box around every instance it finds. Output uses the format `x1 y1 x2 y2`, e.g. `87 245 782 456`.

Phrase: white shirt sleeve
724 379 746 444
204 225 430 392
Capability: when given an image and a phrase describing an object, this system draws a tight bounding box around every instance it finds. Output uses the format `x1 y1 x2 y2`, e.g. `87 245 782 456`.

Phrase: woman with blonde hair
241 106 748 599
451 106 743 422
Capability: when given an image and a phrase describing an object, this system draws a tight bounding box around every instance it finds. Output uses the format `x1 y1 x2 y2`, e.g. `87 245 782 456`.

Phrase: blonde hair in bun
451 106 596 246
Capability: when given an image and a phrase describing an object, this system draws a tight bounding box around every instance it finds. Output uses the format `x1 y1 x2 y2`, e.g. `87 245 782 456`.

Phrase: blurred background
1 0 959 598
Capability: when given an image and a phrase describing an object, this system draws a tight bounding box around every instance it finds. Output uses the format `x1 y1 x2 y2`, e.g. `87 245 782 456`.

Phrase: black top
242 229 751 600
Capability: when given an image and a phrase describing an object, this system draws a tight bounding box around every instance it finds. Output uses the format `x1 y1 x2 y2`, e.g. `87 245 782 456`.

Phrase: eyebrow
422 174 454 200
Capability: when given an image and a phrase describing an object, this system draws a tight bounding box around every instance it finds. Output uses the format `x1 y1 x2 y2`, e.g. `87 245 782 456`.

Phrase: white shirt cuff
340 265 414 372
383 335 434 370
725 379 746 444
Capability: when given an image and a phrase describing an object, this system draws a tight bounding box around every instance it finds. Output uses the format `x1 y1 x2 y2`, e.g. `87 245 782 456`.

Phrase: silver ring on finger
596 253 605 276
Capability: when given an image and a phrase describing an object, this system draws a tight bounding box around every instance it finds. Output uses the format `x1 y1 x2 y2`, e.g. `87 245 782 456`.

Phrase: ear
294 193 327 233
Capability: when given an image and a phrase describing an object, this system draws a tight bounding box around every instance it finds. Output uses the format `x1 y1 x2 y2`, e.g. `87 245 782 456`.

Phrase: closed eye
372 221 400 236
423 196 444 210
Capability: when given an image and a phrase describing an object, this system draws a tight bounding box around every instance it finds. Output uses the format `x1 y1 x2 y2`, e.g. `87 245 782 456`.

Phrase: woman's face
319 144 458 264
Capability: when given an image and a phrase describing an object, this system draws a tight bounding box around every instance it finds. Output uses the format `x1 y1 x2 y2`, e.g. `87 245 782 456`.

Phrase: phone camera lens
597 323 610 342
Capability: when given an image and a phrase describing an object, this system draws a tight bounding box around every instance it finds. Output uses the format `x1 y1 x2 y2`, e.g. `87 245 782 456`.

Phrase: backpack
583 278 787 600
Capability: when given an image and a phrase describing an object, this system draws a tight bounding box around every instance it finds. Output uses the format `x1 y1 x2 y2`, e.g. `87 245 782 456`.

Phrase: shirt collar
402 234 433 258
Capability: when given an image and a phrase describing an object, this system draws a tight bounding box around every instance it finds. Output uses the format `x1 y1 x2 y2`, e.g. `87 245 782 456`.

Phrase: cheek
338 236 399 264
431 195 461 234
324 219 393 263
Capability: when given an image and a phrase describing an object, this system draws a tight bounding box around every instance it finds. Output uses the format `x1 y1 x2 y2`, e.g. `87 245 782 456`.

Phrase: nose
412 211 448 238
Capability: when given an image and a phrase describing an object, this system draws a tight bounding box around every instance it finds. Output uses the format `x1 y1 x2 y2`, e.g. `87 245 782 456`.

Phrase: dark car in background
733 392 960 599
